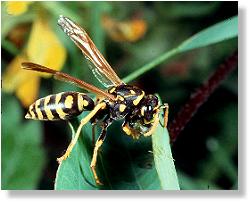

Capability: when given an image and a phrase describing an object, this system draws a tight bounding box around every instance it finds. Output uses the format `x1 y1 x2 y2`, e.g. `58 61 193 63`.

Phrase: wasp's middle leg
57 102 106 163
90 117 112 185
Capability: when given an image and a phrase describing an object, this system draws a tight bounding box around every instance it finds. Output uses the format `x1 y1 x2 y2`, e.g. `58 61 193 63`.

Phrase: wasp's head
140 94 159 123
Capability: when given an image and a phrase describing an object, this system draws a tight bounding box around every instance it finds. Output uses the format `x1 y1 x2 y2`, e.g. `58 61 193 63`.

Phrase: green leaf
161 2 220 19
41 2 81 22
1 94 46 189
177 171 220 190
152 126 180 190
199 103 238 186
54 96 179 190
178 16 238 52
123 16 238 83
1 39 20 55
152 97 180 190
1 4 34 39
54 118 97 190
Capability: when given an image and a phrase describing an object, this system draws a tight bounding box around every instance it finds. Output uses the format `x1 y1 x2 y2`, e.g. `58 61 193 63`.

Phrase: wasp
22 15 169 185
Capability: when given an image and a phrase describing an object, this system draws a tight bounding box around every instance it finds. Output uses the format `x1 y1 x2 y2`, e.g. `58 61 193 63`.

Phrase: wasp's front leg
160 103 169 128
144 110 160 136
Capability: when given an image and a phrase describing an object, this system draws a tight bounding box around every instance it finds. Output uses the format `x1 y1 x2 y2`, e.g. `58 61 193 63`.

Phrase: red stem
168 51 238 143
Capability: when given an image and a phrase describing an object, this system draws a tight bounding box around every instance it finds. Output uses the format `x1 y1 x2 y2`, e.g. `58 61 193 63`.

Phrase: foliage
1 94 45 189
152 97 180 190
55 99 180 190
123 16 237 83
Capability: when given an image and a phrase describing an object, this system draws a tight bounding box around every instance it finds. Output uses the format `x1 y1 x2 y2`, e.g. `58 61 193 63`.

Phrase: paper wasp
22 15 169 185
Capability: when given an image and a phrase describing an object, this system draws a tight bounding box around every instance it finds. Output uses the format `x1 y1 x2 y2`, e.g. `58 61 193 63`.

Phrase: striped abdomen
25 92 94 121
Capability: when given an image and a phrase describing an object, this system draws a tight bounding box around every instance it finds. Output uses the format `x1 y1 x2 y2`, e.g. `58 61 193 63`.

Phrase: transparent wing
58 15 124 88
86 58 116 88
21 62 116 101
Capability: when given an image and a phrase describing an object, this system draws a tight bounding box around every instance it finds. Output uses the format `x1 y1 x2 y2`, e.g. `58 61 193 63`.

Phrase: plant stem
123 47 180 83
122 16 237 83
1 39 20 55
168 51 238 143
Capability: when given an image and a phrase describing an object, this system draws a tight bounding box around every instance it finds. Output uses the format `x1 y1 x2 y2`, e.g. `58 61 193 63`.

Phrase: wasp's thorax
104 85 160 138
105 85 145 119
106 85 159 120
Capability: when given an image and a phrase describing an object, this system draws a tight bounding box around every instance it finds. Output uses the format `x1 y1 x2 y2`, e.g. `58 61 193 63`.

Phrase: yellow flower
2 53 41 107
3 15 67 107
27 16 66 78
6 1 32 16
102 15 147 42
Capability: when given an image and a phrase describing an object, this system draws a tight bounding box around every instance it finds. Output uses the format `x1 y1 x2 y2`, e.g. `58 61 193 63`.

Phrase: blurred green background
1 1 237 190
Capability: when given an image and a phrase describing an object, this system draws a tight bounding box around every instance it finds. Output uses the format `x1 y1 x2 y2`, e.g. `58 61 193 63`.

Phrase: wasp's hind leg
90 117 112 185
90 129 106 185
57 102 107 163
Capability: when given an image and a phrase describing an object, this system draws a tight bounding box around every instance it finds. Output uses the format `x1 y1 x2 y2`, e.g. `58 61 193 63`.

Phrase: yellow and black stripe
25 92 94 121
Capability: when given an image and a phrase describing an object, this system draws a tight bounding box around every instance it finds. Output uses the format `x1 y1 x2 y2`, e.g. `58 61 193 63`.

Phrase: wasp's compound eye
147 106 152 111
141 105 154 122
141 106 147 116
